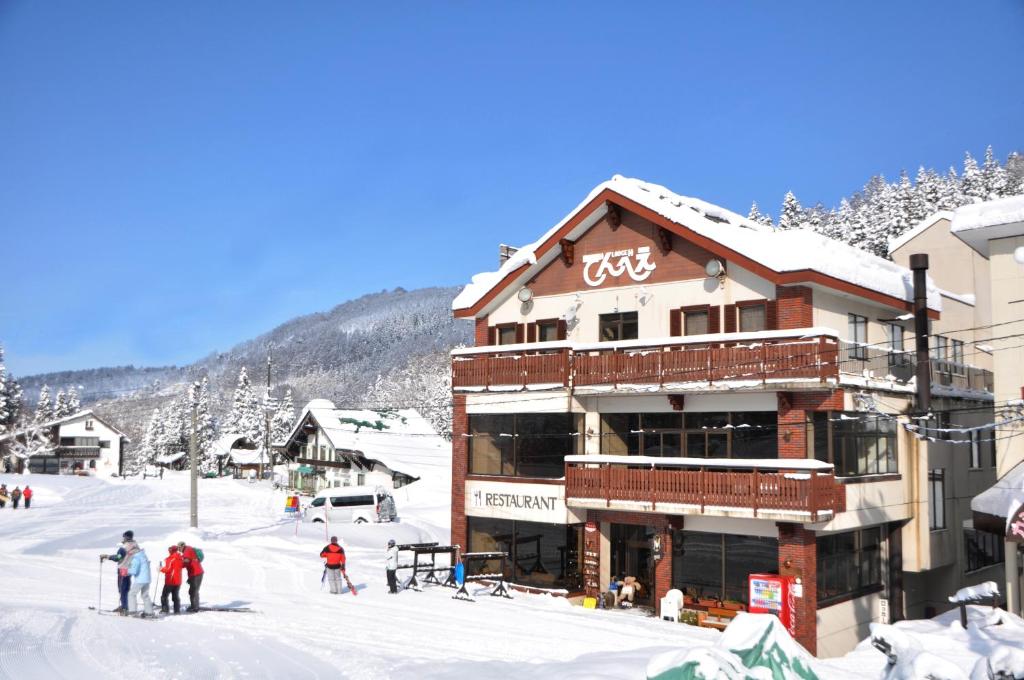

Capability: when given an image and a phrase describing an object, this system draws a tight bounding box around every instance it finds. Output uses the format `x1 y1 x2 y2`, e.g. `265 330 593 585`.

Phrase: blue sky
1 1 1022 376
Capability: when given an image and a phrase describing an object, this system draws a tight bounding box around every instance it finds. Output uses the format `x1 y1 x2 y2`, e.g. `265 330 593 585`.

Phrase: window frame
964 528 1005 573
496 323 519 346
468 412 579 478
598 312 639 342
928 469 946 531
810 411 898 477
817 527 883 606
536 319 560 343
969 431 982 469
848 314 868 361
682 305 711 337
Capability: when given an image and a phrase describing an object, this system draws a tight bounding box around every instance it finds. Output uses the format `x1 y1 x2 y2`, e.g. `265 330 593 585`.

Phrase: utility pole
261 351 272 481
190 396 198 528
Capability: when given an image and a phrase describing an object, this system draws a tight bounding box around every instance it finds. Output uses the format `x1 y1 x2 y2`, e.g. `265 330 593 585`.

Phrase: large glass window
672 531 778 604
817 528 882 604
466 516 582 591
964 528 1004 573
810 412 897 477
928 469 946 530
600 412 777 459
469 413 577 478
848 314 868 360
599 312 638 342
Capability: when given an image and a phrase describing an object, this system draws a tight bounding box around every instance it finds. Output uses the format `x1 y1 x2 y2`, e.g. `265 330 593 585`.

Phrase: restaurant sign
465 479 581 524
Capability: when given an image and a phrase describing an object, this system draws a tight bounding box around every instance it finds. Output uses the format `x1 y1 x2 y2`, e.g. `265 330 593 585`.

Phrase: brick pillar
654 527 673 611
775 285 813 329
778 523 818 655
451 393 468 552
474 317 489 346
777 392 806 459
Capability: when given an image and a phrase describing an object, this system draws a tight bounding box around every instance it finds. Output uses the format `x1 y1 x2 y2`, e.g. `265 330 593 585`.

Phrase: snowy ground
0 473 1018 679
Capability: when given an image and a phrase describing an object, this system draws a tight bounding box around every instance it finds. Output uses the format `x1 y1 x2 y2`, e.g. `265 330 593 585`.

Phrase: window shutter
669 309 682 337
709 306 721 334
556 319 567 340
515 323 525 344
487 326 497 345
766 299 778 330
724 304 737 333
527 323 537 343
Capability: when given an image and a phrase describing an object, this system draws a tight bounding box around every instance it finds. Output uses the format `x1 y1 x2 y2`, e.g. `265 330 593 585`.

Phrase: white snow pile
951 194 1024 232
838 605 1024 680
971 459 1024 532
453 175 942 314
645 612 824 680
947 581 1000 604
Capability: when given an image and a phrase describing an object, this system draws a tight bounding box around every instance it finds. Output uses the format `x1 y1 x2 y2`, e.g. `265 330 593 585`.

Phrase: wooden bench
699 606 738 631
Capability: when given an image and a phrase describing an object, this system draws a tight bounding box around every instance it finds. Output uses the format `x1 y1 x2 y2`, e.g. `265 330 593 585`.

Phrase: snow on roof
295 401 449 484
155 451 187 465
0 409 128 443
454 175 943 315
939 290 975 306
951 195 1024 256
971 459 1024 528
210 434 258 458
887 211 954 255
948 581 999 604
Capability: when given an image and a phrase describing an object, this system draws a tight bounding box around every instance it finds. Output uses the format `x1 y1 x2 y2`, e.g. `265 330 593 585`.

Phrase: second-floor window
684 309 709 336
928 469 946 530
848 314 868 360
537 320 560 342
810 411 897 477
599 312 638 342
497 324 518 345
738 302 767 332
469 413 581 478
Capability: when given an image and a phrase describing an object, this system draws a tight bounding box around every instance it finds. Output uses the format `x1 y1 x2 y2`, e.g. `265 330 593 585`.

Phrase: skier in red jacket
160 545 185 614
177 541 204 612
22 486 32 509
320 536 346 594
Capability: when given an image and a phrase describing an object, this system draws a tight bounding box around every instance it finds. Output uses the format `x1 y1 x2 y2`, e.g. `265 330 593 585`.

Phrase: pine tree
1006 152 1024 195
891 170 916 236
227 367 263 444
939 166 964 210
747 201 773 227
778 191 804 230
915 166 942 216
0 346 7 433
53 389 69 419
0 367 22 433
35 385 53 423
66 386 81 414
189 378 218 474
271 388 295 446
981 145 1007 198
961 152 986 202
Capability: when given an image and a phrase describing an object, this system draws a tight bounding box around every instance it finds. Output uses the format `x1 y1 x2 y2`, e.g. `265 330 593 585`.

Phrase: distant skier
0 483 8 508
100 530 139 614
178 541 204 612
159 545 184 614
320 536 347 594
385 539 399 594
22 486 32 509
10 486 21 509
126 545 155 617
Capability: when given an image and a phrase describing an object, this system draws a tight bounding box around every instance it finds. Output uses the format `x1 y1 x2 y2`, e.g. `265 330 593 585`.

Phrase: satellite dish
705 259 724 277
517 287 534 303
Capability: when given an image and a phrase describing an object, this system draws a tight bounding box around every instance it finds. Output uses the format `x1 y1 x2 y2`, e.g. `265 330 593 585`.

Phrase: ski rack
452 551 513 602
396 542 459 591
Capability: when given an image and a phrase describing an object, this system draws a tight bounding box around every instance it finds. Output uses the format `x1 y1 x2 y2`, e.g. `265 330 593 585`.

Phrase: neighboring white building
0 410 128 477
278 399 444 493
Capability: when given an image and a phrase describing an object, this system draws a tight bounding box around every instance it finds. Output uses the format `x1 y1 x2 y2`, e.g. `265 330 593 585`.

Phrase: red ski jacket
161 552 184 586
181 546 204 577
22 488 32 500
320 543 346 569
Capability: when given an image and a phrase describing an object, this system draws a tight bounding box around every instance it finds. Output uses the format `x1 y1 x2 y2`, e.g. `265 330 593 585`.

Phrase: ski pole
98 556 103 612
320 567 326 591
152 562 163 606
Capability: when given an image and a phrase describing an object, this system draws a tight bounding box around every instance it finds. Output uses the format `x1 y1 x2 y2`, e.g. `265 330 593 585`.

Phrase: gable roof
453 175 942 318
887 211 955 255
0 409 129 443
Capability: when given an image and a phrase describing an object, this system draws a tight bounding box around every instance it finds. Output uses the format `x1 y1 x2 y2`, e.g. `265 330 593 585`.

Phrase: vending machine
748 573 796 636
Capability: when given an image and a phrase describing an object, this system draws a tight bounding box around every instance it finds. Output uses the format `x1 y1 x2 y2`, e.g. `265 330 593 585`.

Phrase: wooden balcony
451 330 840 391
564 455 846 523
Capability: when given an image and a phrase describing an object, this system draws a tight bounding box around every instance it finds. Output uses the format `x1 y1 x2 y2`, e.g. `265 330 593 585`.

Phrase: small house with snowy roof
0 409 128 477
449 175 1001 657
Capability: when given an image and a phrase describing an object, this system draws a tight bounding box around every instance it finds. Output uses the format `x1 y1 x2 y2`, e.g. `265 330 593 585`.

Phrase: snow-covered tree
746 201 773 227
981 145 1007 198
34 385 53 423
777 191 803 230
53 389 69 419
961 152 986 202
127 407 164 475
227 367 263 444
914 166 942 216
0 367 22 433
190 377 218 474
1006 152 1024 195
0 346 8 433
271 388 295 446
66 386 81 415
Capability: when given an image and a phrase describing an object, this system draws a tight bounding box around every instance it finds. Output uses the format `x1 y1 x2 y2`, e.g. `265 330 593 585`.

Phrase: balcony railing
55 446 102 460
452 329 840 390
564 455 845 522
838 342 993 394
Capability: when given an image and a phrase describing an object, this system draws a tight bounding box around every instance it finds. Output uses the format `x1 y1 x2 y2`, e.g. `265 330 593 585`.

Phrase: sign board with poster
748 574 796 637
582 521 600 597
1007 502 1024 543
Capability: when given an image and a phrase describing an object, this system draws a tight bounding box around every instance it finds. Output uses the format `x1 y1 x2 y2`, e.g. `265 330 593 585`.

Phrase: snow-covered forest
751 146 1024 256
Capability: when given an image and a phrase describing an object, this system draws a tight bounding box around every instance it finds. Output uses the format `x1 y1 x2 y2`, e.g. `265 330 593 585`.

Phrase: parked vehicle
304 485 398 524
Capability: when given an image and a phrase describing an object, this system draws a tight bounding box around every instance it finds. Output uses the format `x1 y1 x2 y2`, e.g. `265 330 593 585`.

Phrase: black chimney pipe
910 254 931 414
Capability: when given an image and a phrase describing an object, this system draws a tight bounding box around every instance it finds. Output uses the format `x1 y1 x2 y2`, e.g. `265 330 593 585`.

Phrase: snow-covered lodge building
0 409 128 476
890 195 1024 619
449 175 1000 657
278 400 443 492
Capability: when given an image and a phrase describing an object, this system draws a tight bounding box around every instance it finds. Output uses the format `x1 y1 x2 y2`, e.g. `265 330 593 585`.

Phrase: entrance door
610 523 655 605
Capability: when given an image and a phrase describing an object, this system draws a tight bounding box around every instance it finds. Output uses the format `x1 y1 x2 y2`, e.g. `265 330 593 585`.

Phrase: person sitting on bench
615 575 642 607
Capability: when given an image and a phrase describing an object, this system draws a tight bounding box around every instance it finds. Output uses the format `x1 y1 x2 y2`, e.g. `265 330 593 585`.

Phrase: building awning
296 465 315 474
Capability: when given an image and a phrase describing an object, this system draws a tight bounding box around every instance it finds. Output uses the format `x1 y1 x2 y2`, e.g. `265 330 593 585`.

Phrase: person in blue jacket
126 546 154 617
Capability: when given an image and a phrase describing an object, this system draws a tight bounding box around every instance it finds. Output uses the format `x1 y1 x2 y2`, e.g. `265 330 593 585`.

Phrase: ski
342 572 358 596
197 606 256 613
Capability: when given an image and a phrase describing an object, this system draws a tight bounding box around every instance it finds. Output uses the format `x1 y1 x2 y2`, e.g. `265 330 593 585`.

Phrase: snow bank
947 582 999 604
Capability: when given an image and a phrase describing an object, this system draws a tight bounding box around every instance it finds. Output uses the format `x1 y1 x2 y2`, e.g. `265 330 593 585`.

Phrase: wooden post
810 469 818 521
752 467 760 517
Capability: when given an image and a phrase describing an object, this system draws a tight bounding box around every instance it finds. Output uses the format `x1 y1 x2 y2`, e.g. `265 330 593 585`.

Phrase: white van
304 485 398 524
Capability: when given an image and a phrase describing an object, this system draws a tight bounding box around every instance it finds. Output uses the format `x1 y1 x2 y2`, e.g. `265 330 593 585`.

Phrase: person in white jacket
385 539 399 594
